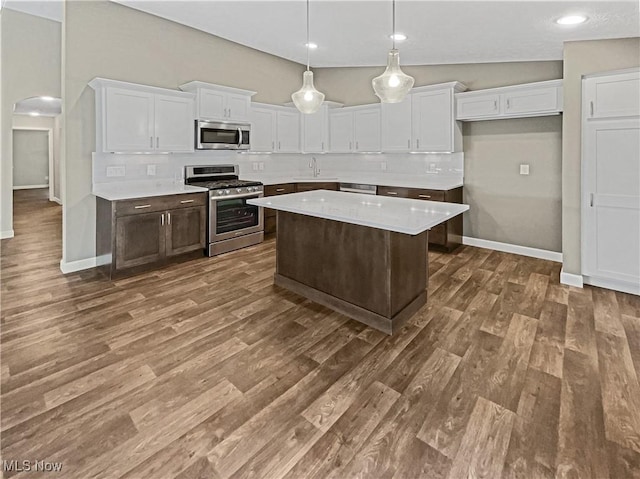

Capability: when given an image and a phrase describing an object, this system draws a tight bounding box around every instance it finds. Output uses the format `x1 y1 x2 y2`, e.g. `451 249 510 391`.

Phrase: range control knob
225 189 230 195
217 190 224 196
247 187 253 192
236 188 242 193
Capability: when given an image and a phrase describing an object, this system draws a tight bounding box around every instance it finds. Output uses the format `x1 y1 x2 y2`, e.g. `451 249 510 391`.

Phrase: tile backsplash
92 151 463 185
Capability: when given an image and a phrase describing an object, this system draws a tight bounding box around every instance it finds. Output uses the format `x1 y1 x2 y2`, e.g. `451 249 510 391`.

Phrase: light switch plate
106 166 125 177
259 162 264 171
252 162 258 171
520 164 530 175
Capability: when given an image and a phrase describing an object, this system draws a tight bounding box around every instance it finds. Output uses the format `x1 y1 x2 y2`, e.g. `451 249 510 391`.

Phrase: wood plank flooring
2 188 640 478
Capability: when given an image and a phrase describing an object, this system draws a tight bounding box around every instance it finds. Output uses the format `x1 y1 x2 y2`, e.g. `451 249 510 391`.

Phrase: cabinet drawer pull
134 204 151 209
590 101 594 117
161 213 164 225
276 188 285 192
167 212 171 225
180 199 195 204
387 191 398 195
418 194 431 199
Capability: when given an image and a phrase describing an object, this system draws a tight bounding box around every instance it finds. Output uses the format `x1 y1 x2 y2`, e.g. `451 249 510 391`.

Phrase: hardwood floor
2 188 640 478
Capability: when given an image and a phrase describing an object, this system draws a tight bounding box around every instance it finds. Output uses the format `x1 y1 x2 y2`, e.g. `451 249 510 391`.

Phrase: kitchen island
248 190 469 334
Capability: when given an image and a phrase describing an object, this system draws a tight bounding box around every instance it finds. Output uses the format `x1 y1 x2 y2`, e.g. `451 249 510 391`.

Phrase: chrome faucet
309 156 320 178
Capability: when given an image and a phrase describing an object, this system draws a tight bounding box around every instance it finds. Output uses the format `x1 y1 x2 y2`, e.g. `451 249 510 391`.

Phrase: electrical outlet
381 161 387 171
147 164 156 176
520 164 530 175
252 162 258 171
106 166 125 177
428 163 437 173
259 162 264 171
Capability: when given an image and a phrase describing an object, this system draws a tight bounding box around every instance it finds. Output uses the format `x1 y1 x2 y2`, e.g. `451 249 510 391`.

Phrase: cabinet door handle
494 100 498 109
167 212 171 225
150 136 153 148
418 194 431 199
321 141 324 151
161 213 164 225
134 204 151 209
272 141 275 150
416 139 420 149
276 188 285 192
356 141 359 150
224 108 228 117
278 141 281 150
506 99 510 109
349 141 352 150
590 101 594 117
590 193 594 207
180 199 194 204
408 139 410 148
387 191 398 195
156 137 159 148
228 108 231 118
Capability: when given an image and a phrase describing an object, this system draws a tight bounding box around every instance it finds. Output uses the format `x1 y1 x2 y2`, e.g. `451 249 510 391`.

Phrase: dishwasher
339 183 377 195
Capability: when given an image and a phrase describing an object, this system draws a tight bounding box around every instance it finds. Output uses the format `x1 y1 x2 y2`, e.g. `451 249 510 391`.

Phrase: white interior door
583 117 640 289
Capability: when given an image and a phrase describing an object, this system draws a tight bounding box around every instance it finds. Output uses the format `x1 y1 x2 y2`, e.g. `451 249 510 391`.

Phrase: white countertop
248 190 469 235
241 174 463 191
93 182 208 201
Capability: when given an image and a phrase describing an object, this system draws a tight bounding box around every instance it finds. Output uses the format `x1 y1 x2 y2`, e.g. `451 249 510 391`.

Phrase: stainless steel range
185 165 264 256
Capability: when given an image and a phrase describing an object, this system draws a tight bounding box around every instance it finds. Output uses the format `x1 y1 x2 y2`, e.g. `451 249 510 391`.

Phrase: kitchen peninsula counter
248 190 469 334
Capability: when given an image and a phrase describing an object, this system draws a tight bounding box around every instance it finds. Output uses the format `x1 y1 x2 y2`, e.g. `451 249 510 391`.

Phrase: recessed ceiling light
29 112 40 117
306 42 318 49
390 33 407 42
556 15 588 25
40 96 55 101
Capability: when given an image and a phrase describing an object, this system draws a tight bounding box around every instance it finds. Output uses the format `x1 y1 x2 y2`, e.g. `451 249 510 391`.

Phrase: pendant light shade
292 71 324 114
372 49 414 103
372 0 414 103
292 0 324 114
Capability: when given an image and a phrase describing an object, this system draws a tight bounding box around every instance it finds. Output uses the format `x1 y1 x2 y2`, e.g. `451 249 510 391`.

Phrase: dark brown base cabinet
377 186 463 252
97 192 207 277
264 182 339 235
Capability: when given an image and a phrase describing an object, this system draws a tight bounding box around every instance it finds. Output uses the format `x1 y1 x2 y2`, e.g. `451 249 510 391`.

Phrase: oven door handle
210 193 263 201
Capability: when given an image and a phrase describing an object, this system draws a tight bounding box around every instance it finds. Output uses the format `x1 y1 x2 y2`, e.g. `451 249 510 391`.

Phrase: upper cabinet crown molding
455 79 563 121
179 81 256 123
89 78 195 154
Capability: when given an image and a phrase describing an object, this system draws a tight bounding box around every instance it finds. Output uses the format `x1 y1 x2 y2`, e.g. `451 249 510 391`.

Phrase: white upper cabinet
250 107 277 152
354 106 381 152
412 82 466 153
381 97 412 152
329 105 381 153
90 78 195 153
584 70 640 119
301 102 343 153
250 103 300 153
276 109 301 152
179 81 255 122
456 80 563 121
329 110 355 152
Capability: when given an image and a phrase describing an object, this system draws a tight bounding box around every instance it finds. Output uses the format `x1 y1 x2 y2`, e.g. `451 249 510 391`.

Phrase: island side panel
275 211 428 333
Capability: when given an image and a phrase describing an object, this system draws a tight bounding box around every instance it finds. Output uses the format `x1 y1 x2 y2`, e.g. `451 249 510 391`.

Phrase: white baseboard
560 269 584 288
584 275 639 296
60 256 98 274
13 184 49 190
1 229 15 240
50 197 62 205
462 236 563 263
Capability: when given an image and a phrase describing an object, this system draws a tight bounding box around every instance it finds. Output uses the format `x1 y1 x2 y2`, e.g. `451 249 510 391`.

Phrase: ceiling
3 1 639 67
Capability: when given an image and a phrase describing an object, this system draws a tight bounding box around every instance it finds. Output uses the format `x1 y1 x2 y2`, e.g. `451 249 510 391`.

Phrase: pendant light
292 0 325 114
372 0 414 103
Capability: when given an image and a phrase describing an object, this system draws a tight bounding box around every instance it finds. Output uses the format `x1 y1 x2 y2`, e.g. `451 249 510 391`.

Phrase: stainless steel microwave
195 120 251 150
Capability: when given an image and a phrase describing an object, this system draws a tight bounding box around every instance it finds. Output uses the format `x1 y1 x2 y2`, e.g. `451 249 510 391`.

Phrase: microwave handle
237 128 242 148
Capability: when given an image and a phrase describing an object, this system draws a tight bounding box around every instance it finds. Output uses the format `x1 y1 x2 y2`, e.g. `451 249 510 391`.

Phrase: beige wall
0 9 61 237
317 61 564 252
562 37 640 275
62 0 305 264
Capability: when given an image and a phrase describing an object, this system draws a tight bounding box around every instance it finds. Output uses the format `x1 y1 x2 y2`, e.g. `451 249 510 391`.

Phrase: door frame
11 126 58 203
